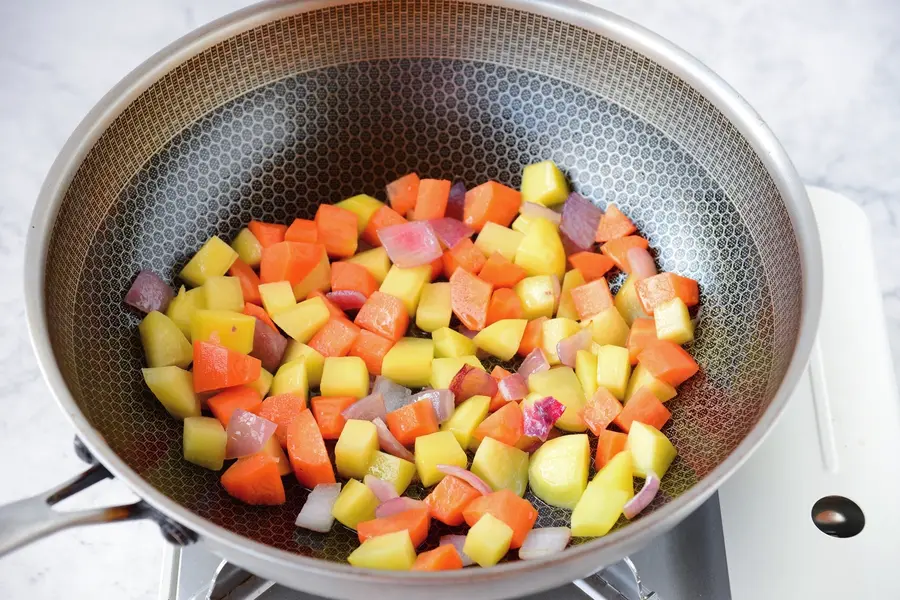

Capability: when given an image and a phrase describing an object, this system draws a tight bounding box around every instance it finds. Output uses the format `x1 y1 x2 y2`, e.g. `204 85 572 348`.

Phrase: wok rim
23 0 822 591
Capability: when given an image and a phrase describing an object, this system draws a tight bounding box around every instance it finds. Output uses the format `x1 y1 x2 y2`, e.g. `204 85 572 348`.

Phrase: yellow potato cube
230 227 263 268
348 530 416 571
441 395 491 448
463 513 514 568
511 214 533 234
336 420 379 479
320 356 369 399
596 345 631 400
142 366 200 419
183 416 227 470
190 309 255 354
474 222 524 261
335 194 385 234
614 275 649 326
379 265 431 315
521 160 569 207
432 327 477 358
332 478 379 530
344 247 392 284
414 431 467 487
575 349 598 398
258 281 296 317
514 275 559 320
514 217 566 280
166 285 206 339
430 356 484 390
557 269 586 320
247 368 273 398
593 449 635 493
203 275 244 312
527 434 589 509
281 342 325 387
366 451 417 495
292 251 331 300
270 360 308 400
654 297 695 345
541 317 581 365
471 437 530 496
381 338 434 388
571 452 634 537
627 422 678 478
527 367 587 432
179 236 238 288
416 282 452 332
625 364 677 403
139 311 193 368
473 319 528 361
272 296 330 342
585 306 630 347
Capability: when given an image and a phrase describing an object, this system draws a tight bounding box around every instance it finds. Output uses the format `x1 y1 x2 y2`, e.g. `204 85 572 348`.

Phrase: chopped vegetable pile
129 160 700 570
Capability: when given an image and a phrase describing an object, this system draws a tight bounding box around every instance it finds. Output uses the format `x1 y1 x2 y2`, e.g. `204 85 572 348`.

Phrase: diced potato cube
190 309 256 354
575 349 598 398
463 513 514 567
139 311 193 368
557 269 586 320
416 282 452 332
625 364 677 403
540 318 581 365
332 478 379 530
292 251 331 300
203 276 244 312
473 319 528 361
183 416 227 470
281 341 325 387
441 395 491 448
521 160 569 207
320 356 369 398
585 306 630 347
654 297 695 345
247 368 273 398
614 275 649 326
432 327 477 358
344 247 392 284
366 451 417 495
166 285 206 339
230 227 263 268
180 236 238 288
379 265 431 315
592 449 635 493
270 360 308 399
430 356 484 390
474 222 524 261
336 419 379 479
272 296 330 342
514 275 559 320
335 194 384 234
258 281 296 317
348 530 416 571
514 218 566 280
471 437 530 497
511 214 533 234
527 367 587 432
596 345 631 400
142 366 200 419
571 451 634 537
527 434 589 509
414 431 467 487
381 338 433 388
627 422 678 478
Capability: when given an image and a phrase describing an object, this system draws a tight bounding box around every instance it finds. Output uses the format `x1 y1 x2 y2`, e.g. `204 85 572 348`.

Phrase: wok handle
0 438 196 558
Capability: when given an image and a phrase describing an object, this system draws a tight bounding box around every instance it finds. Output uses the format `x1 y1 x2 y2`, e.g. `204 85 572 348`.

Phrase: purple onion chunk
125 270 174 314
559 192 603 254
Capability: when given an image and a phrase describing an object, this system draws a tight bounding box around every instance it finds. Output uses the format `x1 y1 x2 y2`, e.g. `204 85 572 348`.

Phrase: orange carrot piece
243 302 278 333
450 268 493 331
488 366 513 412
258 393 308 447
595 204 637 242
486 288 524 325
613 387 671 432
284 218 318 243
386 173 420 217
248 221 287 249
570 277 614 320
442 238 486 279
226 258 262 305
349 329 394 376
310 395 358 440
258 436 292 476
286 408 336 487
582 387 623 436
429 255 444 281
361 205 407 247
412 544 464 571
354 291 409 342
331 261 378 298
307 317 360 358
413 179 451 221
627 318 657 365
463 181 522 232
479 252 527 288
472 402 523 447
595 430 628 470
568 252 615 282
635 272 700 315
315 204 358 258
259 241 324 286
307 289 345 319
358 507 431 548
462 489 538 549
425 475 482 526
638 340 699 386
220 454 286 505
600 235 649 272
207 386 263 427
517 317 547 357
385 399 439 446
193 341 261 393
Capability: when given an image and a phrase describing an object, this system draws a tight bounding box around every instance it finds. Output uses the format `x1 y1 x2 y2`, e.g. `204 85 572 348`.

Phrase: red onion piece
626 247 658 280
373 376 413 413
440 535 474 567
412 389 455 423
364 475 399 504
372 417 415 461
518 348 551 379
436 465 492 496
341 392 387 422
125 270 174 314
225 409 277 459
449 365 498 404
520 202 562 225
377 221 443 268
250 317 288 372
498 373 528 402
446 181 467 221
623 471 661 519
522 397 566 441
559 193 603 254
326 290 367 311
295 483 341 532
428 218 475 249
518 527 572 560
375 497 428 519
556 328 592 368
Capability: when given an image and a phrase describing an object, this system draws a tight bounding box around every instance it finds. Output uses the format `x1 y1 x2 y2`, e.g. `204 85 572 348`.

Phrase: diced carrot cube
627 318 657 365
228 258 262 305
386 173 420 218
286 408 336 487
472 402 523 448
413 179 451 221
193 341 261 393
449 268 493 331
638 340 699 386
362 205 407 247
354 291 409 342
442 238 486 279
308 317 361 358
635 272 700 315
429 256 443 281
331 262 378 298
385 399 439 446
479 252 527 288
613 387 671 432
595 204 637 242
259 241 324 286
284 218 318 243
248 221 287 249
517 317 547 357
425 475 482 526
462 489 537 549
220 454 285 505
486 288 524 325
463 181 522 232
567 252 615 282
412 544 464 571
488 366 513 412
600 236 649 272
207 386 262 427
595 430 628 470
349 330 394 375
310 395 358 440
315 204 358 258
258 393 307 447
582 387 623 436
358 507 431 548
570 277 614 320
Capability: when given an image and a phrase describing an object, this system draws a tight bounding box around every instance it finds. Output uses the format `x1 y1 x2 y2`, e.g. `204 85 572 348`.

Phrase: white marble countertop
1 0 898 598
